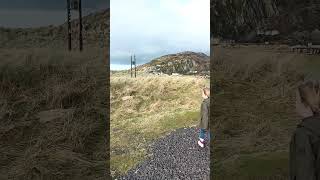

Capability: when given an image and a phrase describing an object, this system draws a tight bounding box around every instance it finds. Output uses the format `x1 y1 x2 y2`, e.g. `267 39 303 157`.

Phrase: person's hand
195 127 199 132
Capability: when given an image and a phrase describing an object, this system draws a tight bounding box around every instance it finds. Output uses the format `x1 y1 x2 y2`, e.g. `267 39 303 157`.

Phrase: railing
291 45 320 54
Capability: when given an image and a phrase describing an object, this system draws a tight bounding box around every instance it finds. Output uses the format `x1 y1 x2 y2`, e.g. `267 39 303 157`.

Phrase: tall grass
211 46 316 179
0 48 108 180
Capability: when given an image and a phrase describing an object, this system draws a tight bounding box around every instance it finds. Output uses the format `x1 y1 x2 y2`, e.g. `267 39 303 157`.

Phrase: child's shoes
198 138 205 148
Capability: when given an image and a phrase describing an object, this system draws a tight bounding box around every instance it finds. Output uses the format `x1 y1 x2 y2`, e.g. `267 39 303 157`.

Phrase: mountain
211 0 320 44
0 9 109 48
138 51 210 75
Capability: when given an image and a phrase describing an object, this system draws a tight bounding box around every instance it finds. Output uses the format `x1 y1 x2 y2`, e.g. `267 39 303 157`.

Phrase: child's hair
297 80 320 114
203 87 210 97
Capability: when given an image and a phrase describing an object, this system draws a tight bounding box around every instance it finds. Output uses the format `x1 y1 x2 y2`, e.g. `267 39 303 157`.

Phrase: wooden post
67 0 72 51
134 55 137 78
130 55 133 78
78 0 83 51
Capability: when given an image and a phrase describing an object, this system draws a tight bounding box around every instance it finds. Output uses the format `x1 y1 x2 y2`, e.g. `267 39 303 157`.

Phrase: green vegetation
110 75 209 176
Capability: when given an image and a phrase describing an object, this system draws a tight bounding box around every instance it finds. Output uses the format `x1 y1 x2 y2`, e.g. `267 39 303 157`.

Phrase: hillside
211 45 320 179
138 51 210 75
110 75 209 177
0 9 109 49
211 0 320 44
0 8 110 180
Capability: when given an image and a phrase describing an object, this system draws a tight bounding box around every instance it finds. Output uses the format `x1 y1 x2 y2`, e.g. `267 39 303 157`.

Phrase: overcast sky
0 0 109 27
110 0 210 70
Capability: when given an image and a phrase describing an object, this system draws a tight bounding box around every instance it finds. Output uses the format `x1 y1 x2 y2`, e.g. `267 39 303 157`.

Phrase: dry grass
0 48 108 180
110 74 209 176
211 45 320 179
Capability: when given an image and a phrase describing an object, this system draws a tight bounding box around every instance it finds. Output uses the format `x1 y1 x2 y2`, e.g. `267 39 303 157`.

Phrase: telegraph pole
67 0 72 51
134 55 137 78
130 55 133 78
78 0 83 51
67 0 83 52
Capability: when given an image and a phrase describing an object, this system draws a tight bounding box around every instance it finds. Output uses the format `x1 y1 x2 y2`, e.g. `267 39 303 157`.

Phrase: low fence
291 45 320 54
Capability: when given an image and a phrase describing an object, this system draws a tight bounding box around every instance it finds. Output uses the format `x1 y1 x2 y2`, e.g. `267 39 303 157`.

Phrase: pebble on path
117 127 210 180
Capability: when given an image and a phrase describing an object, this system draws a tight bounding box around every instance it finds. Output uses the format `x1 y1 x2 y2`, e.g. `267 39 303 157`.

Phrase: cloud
110 0 209 66
110 64 132 70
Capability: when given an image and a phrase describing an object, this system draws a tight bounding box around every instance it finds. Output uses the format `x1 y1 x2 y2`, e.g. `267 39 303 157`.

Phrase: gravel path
118 127 210 180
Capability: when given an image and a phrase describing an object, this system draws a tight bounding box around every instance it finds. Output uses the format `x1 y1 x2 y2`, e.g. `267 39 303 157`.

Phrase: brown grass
0 48 108 180
211 45 319 179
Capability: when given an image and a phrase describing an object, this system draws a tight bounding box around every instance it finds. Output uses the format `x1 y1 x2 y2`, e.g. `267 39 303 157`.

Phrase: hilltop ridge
211 0 320 44
0 9 109 48
138 51 210 75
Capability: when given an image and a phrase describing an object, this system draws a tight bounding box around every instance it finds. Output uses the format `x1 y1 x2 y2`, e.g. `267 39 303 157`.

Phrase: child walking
198 87 210 148
290 80 320 179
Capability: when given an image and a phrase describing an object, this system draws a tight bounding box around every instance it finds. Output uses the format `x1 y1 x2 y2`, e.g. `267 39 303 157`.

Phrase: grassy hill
211 0 320 43
137 51 210 75
0 9 110 179
0 8 110 179
0 9 109 49
211 45 320 179
110 74 209 177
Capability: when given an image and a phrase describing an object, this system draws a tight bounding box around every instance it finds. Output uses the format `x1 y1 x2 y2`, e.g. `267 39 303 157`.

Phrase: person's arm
201 101 209 130
197 103 202 129
291 128 316 180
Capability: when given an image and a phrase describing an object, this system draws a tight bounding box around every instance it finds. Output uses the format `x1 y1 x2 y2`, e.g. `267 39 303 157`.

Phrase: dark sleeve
207 100 210 125
202 101 209 129
290 128 316 180
198 103 203 128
